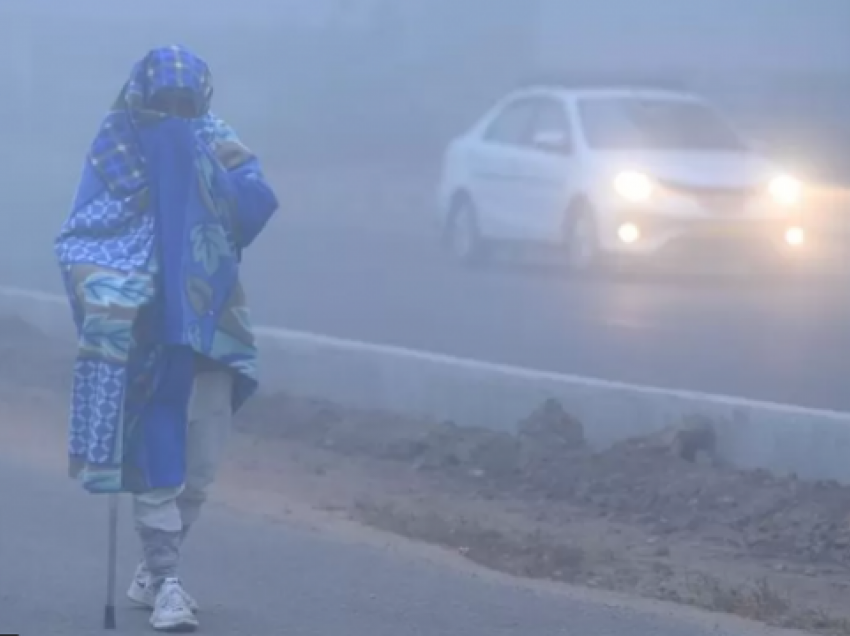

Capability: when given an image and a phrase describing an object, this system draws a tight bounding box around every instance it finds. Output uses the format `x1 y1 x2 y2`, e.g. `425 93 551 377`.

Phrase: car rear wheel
446 196 488 266
564 205 603 275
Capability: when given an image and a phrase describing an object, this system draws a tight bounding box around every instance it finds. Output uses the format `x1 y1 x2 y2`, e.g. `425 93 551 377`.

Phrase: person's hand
214 140 253 171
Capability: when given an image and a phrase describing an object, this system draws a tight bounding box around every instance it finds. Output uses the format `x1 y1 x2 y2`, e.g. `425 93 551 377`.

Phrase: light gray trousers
133 366 233 585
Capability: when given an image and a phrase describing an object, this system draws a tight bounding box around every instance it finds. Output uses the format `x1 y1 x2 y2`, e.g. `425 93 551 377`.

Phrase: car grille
660 181 757 214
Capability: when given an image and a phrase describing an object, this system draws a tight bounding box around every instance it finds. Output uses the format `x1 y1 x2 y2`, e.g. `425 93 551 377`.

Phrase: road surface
244 207 850 412
0 406 799 636
1 166 848 412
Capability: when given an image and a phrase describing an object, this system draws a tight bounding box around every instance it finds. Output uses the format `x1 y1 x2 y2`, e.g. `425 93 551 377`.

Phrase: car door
467 97 539 239
519 97 580 244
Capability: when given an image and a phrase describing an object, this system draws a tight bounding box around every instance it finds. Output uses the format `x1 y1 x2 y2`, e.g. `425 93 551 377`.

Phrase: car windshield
578 97 746 151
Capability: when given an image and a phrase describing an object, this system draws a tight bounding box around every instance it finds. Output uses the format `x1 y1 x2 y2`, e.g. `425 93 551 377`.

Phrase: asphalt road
0 419 799 636
1 164 848 412
242 208 850 412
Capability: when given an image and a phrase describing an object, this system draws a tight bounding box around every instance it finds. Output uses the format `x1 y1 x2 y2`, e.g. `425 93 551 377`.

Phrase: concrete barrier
2 285 850 484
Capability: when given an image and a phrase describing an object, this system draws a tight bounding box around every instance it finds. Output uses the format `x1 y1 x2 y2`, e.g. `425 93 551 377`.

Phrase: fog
3 6 850 632
0 1 847 404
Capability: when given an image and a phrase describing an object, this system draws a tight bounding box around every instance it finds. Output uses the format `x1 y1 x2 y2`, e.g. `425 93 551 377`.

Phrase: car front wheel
446 196 488 266
564 205 604 275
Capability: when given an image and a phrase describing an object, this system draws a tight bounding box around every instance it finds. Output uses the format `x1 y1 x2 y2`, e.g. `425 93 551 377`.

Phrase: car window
529 98 573 153
578 97 745 151
482 98 538 147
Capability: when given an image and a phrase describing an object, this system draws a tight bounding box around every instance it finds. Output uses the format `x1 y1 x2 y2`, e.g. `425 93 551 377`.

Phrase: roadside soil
2 316 850 635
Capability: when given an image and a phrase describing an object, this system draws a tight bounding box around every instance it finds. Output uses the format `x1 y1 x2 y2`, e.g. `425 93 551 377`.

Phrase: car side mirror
532 130 571 154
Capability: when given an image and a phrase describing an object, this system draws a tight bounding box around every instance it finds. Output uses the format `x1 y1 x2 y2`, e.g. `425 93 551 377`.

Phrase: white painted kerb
2 285 849 484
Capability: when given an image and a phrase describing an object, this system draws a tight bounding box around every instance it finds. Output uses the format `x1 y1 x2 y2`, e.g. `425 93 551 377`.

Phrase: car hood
592 151 780 189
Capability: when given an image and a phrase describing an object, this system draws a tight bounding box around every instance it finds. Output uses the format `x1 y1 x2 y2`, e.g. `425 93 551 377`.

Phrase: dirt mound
241 393 850 568
540 438 850 565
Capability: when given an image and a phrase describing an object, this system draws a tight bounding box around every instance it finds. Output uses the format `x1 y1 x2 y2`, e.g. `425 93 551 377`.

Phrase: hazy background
0 0 847 293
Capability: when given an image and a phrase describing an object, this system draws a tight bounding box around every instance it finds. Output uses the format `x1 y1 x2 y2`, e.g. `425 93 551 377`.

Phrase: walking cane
104 494 119 629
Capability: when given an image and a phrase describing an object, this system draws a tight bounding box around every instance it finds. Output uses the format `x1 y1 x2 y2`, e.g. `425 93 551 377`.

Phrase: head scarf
88 45 215 199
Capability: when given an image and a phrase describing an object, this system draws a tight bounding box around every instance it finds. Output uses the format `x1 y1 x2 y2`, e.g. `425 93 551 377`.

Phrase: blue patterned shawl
55 45 278 494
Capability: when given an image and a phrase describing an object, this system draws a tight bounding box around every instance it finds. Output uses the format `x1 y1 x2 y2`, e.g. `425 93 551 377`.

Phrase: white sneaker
150 578 200 632
128 562 199 613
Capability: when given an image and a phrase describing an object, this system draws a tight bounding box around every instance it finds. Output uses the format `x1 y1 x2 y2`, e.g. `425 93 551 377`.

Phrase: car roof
508 73 699 102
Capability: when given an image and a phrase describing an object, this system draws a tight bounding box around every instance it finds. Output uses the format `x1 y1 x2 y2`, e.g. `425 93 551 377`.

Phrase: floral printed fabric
56 46 276 493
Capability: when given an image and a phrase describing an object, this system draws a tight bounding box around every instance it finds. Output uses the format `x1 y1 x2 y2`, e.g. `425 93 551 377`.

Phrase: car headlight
784 226 805 246
617 223 641 244
768 175 802 207
614 171 654 202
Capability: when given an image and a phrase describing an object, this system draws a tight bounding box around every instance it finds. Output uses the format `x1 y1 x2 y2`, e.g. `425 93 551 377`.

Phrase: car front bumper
604 213 794 250
596 210 848 268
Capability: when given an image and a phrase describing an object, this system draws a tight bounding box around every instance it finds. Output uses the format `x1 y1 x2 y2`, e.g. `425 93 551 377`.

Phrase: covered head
120 45 213 118
90 45 215 197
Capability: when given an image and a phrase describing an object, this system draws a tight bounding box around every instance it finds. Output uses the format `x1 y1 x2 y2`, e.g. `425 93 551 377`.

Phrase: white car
436 83 806 272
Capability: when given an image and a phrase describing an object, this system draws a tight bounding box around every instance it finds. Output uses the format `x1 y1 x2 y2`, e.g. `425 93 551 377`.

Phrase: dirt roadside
2 317 850 635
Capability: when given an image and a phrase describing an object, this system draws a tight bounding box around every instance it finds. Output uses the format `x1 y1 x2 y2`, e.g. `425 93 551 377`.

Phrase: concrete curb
2 285 850 484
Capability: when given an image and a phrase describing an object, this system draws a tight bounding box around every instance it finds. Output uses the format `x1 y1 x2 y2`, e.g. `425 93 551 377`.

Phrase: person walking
54 45 278 632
